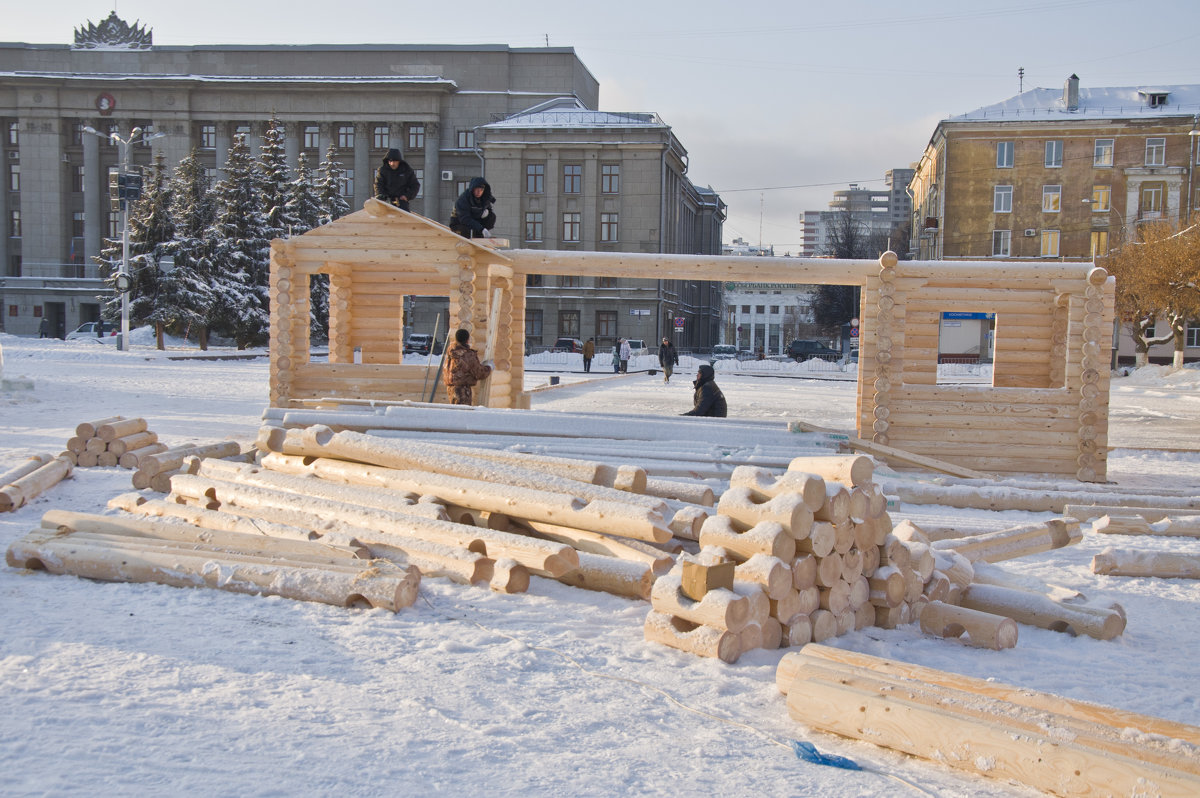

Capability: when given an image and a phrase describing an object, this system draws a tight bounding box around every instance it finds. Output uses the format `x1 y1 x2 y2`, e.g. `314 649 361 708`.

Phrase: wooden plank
845 437 989 479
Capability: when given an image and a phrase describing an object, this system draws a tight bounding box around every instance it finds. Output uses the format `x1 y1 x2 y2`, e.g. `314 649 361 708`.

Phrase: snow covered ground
2 332 1199 797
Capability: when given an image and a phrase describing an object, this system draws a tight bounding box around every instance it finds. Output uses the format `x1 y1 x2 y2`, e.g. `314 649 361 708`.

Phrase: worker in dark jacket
658 338 679 383
450 177 497 239
682 363 727 417
375 148 420 211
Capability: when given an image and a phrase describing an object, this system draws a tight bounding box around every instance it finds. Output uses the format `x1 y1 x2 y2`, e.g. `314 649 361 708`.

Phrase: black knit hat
384 148 402 162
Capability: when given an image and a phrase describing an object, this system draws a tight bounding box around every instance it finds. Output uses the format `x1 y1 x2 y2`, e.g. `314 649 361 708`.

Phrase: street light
81 125 166 351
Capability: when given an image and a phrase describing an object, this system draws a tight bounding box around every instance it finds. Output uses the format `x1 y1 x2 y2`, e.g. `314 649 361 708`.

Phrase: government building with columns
1 14 723 342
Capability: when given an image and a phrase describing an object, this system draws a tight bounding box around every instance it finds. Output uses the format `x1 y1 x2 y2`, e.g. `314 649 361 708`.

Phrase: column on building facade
82 120 101 268
246 121 262 159
354 122 370 212
284 121 299 169
389 122 403 154
544 153 560 247
20 113 67 276
583 155 599 249
214 122 230 181
423 121 440 221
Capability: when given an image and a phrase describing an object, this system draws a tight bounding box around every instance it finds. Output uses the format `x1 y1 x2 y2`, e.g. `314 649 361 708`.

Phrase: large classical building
1 14 723 343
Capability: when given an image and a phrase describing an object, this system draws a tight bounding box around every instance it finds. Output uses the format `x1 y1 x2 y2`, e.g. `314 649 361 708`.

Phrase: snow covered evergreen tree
316 143 351 224
123 154 175 339
161 150 219 348
285 151 330 339
208 133 271 349
259 115 297 241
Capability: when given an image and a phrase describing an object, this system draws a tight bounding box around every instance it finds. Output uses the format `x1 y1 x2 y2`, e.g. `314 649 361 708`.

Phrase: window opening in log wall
936 311 995 385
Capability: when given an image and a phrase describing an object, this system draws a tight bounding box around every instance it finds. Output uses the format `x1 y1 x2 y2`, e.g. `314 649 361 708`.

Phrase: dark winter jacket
375 149 420 207
682 364 727 417
450 177 496 237
659 342 679 368
442 342 492 388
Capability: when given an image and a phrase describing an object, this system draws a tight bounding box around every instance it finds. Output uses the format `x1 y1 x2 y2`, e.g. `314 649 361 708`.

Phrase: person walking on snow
682 363 727 417
375 148 420 212
442 328 492 405
583 338 595 373
619 338 631 373
658 338 678 383
450 177 497 239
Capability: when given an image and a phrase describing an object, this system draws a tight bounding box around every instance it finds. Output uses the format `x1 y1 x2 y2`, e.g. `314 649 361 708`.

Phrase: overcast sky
11 1 1200 253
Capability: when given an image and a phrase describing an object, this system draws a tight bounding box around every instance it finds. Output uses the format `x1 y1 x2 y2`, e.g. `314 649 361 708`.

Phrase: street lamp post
81 125 165 351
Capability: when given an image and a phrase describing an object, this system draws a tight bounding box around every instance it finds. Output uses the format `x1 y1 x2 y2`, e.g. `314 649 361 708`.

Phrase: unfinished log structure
269 201 1115 481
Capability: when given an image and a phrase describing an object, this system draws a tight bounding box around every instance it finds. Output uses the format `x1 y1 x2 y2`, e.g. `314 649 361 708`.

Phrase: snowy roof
483 98 664 129
950 82 1200 122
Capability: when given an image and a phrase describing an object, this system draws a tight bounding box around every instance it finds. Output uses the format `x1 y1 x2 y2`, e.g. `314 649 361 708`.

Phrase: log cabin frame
270 200 1114 481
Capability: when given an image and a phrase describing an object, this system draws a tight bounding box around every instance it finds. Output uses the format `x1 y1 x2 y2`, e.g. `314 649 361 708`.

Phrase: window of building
8 121 18 146
600 212 618 242
560 275 580 288
563 164 581 194
199 124 216 149
526 164 544 194
741 305 750 314
202 167 217 183
563 212 581 243
1145 138 1166 166
755 305 766 314
8 164 17 192
337 125 354 149
597 276 617 288
596 310 616 339
1045 140 1063 168
1186 324 1200 348
1141 183 1163 214
72 122 84 145
7 302 17 313
1091 185 1111 211
234 124 250 140
413 170 423 198
1090 230 1109 257
408 125 424 150
1040 229 1060 257
524 211 543 242
993 230 1011 257
526 274 543 287
1094 139 1114 167
558 310 580 337
770 305 780 314
107 210 120 238
525 309 543 341
72 165 85 193
72 212 85 237
303 126 319 149
456 129 474 149
372 125 389 150
996 141 1014 168
340 169 354 197
994 185 1013 213
456 180 470 196
1042 185 1061 212
601 164 620 194
9 209 19 237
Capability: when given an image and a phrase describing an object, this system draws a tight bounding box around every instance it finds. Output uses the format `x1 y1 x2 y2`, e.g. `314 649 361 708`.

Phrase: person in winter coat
449 177 497 239
682 363 727 417
619 338 631 373
583 338 595 373
612 346 621 373
375 148 420 212
442 328 492 405
39 318 50 338
658 338 678 383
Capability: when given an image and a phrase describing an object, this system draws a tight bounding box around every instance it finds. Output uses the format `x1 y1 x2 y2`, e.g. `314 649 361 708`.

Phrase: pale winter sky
10 1 1200 253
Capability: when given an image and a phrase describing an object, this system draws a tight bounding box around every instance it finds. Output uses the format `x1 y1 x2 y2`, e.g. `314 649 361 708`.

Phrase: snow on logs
63 416 166 470
6 509 419 612
1092 548 1200 579
0 454 74 513
775 644 1200 798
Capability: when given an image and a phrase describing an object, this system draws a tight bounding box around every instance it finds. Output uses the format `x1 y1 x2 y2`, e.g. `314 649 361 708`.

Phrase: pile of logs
0 454 73 513
776 644 1200 797
63 416 165 469
130 440 245 493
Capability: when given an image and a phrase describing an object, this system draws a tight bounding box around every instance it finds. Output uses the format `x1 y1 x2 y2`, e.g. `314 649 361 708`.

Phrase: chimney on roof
1064 74 1080 111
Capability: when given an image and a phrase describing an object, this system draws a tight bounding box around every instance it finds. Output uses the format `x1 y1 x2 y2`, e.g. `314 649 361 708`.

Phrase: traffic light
108 172 143 211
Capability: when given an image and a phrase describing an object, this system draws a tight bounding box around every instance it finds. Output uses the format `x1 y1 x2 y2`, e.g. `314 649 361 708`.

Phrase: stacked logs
130 440 245 493
62 416 165 469
647 455 896 662
0 454 74 513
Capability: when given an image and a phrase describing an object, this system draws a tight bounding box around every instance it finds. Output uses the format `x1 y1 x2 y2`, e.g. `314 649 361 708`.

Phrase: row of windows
990 229 1111 258
197 123 437 152
523 211 619 243
525 164 620 195
996 137 1182 169
994 183 1165 214
525 309 623 340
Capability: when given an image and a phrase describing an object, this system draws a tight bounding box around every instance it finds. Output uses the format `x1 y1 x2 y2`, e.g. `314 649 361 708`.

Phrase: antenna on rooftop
545 34 550 46
1018 67 1025 94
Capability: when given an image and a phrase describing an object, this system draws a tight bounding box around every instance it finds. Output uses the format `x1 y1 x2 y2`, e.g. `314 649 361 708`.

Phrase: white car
710 344 738 360
66 322 118 341
625 338 647 355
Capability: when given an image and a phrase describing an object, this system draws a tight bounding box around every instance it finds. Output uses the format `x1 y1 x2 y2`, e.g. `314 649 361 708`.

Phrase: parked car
787 339 840 361
710 344 738 361
625 339 647 355
554 337 584 353
66 321 117 341
403 333 440 355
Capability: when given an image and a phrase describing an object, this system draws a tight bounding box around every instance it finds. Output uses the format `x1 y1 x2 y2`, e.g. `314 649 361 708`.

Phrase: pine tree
161 150 219 348
259 115 297 241
284 151 330 340
317 143 351 224
208 133 271 349
124 154 175 338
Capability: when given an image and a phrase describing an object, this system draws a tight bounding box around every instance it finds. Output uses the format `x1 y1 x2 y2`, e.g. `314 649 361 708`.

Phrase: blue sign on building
941 312 995 321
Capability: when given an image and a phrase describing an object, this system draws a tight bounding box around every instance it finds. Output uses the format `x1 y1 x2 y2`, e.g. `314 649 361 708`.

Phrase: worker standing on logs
443 329 492 405
375 149 420 212
682 363 727 417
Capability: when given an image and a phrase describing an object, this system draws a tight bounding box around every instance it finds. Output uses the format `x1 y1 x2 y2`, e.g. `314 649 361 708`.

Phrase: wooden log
66 437 88 455
85 437 108 454
680 558 735 600
960 583 1125 640
1065 504 1200 523
777 645 1200 798
6 528 419 612
896 483 1200 514
668 505 708 541
781 614 812 647
831 521 854 555
76 416 123 438
728 466 826 511
644 477 714 506
840 548 864 584
923 570 951 602
555 551 655 600
932 518 1082 563
643 610 740 663
734 554 793 601
0 455 73 513
697 515 795 562
795 520 835 557
869 565 905 608
120 442 169 470
814 551 842 588
97 417 149 442
0 454 55 492
76 451 99 468
818 580 851 615
809 608 838 642
716 487 813 538
106 493 332 545
649 574 749 632
813 484 851 524
515 519 674 575
920 600 1018 649
786 455 873 487
792 553 816 590
97 452 119 468
106 430 159 457
139 441 243 477
903 540 935 580
1093 514 1200 538
1092 548 1200 579
149 469 181 494
730 580 771 627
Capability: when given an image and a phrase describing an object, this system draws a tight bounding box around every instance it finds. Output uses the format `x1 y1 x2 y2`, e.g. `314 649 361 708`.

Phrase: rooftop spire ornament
73 12 153 50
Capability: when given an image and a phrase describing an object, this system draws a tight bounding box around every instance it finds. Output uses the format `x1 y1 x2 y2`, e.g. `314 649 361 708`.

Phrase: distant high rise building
798 168 914 257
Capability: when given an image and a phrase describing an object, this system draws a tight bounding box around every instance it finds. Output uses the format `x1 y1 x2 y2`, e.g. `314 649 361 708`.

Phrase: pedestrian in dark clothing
442 328 492 405
583 338 595 373
682 363 727 417
658 338 678 383
39 318 50 338
449 177 497 239
375 148 420 212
